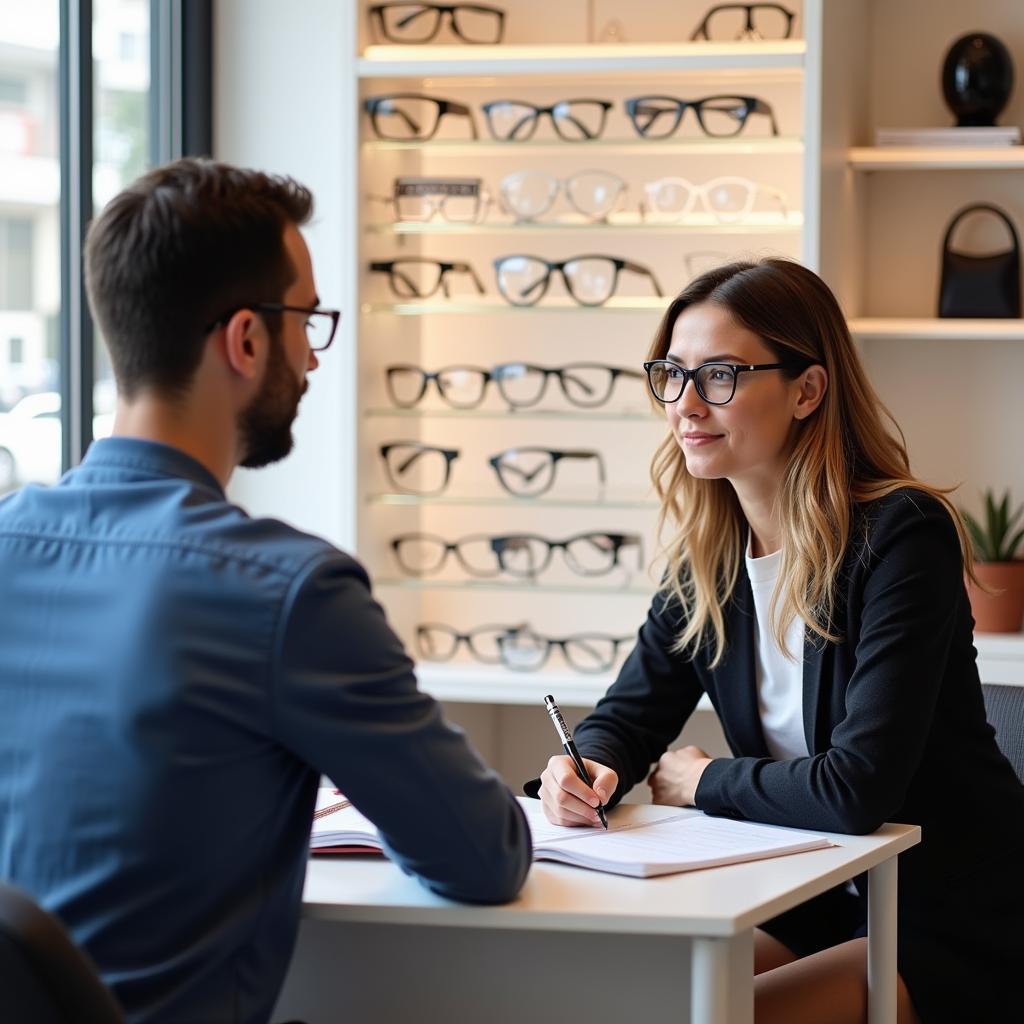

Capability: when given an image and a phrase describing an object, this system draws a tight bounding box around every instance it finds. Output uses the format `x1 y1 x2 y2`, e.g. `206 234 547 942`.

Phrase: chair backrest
0 882 124 1024
982 683 1024 785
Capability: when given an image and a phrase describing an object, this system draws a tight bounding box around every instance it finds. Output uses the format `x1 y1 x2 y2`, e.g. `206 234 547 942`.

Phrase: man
0 158 531 1023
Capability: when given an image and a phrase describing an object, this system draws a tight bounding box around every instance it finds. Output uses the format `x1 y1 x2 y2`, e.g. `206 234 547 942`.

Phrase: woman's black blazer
566 488 1024 1022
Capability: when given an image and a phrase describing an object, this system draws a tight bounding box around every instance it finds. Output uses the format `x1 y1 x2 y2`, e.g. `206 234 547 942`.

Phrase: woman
531 259 1024 1023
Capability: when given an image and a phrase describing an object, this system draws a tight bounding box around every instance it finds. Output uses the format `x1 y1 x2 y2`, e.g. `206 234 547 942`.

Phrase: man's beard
238 334 304 469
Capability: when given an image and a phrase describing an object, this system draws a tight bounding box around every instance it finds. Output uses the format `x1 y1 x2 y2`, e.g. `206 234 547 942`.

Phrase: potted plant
961 489 1024 633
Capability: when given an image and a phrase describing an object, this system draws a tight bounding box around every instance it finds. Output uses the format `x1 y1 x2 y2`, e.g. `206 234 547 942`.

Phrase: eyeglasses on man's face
385 362 644 411
643 359 797 406
206 303 341 352
624 94 779 139
369 3 506 45
493 254 663 307
363 93 478 140
390 530 643 578
690 3 796 41
370 257 485 299
379 441 605 497
482 99 612 142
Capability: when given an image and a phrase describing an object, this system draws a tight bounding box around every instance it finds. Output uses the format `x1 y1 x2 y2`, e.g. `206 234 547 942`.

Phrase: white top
745 539 809 761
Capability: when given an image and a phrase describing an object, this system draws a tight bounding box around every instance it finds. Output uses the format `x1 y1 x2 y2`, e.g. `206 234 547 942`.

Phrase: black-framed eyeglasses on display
370 257 485 299
494 254 663 307
390 177 489 224
379 442 605 497
368 3 505 44
624 94 779 139
496 628 633 673
390 530 643 578
385 362 644 410
643 359 800 406
498 169 627 223
691 3 796 41
415 621 529 665
481 99 612 142
205 303 341 352
363 93 478 140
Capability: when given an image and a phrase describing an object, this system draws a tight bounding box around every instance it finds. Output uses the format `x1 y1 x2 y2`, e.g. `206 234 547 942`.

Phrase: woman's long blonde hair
649 258 974 666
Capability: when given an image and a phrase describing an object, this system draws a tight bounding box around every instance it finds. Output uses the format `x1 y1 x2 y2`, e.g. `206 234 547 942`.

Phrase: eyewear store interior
221 0 1024 787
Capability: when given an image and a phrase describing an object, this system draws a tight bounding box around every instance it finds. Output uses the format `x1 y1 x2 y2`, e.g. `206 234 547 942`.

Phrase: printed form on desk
310 789 837 878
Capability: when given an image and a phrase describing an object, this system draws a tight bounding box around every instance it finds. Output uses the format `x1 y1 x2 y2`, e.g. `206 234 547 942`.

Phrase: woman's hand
648 745 713 806
538 755 618 828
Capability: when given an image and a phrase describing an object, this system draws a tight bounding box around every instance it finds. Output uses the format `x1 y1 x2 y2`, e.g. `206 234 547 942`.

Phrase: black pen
543 694 608 829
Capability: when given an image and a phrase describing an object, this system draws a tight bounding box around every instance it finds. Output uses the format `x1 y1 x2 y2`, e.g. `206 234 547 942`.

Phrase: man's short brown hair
85 158 313 399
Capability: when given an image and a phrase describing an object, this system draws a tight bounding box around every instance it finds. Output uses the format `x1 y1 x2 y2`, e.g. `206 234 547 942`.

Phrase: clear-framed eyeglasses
498 169 627 223
642 176 789 224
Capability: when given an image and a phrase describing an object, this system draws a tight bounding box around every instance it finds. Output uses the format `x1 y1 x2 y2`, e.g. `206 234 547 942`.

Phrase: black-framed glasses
415 621 529 665
369 3 505 44
364 93 478 140
482 99 612 142
494 254 663 307
643 360 796 406
205 303 340 352
370 257 485 299
499 169 627 223
379 442 605 497
390 530 643 578
496 628 633 673
624 94 779 139
385 362 644 411
691 3 796 40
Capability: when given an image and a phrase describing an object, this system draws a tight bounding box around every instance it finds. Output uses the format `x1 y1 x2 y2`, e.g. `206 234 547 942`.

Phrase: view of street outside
0 0 148 492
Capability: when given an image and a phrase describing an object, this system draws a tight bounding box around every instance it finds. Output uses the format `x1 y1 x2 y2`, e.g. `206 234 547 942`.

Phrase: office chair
982 682 1024 784
0 882 124 1024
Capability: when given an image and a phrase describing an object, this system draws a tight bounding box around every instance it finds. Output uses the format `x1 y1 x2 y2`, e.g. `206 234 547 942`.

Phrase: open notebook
311 790 835 878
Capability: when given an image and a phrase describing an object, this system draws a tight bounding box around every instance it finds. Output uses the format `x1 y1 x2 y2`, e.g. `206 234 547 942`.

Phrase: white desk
275 805 920 1024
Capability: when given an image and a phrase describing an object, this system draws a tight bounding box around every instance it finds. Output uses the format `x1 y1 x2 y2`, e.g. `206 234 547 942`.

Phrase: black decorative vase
941 32 1014 127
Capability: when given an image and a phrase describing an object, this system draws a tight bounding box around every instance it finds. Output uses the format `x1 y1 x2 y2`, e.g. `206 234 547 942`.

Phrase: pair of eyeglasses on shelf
416 622 632 674
370 258 484 299
498 169 627 223
364 93 478 141
641 176 790 224
391 530 643 578
691 3 796 41
205 303 341 352
494 254 663 307
372 176 491 224
482 99 613 142
379 442 605 497
385 362 644 411
624 94 779 139
643 359 807 406
368 3 505 44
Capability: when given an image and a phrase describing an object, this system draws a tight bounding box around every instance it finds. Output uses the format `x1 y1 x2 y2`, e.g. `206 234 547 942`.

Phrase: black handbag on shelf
938 203 1021 318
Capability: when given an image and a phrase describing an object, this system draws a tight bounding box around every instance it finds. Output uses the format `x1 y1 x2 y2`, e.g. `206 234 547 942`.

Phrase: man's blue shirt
0 438 530 1023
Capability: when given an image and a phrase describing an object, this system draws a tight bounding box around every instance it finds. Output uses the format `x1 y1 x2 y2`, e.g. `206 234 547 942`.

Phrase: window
0 75 28 105
0 216 34 309
9 336 24 364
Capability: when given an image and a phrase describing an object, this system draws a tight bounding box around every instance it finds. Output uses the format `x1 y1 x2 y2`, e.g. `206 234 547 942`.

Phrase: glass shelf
358 41 806 80
367 491 658 509
364 212 804 236
364 406 658 421
375 577 651 595
362 297 669 315
361 137 803 156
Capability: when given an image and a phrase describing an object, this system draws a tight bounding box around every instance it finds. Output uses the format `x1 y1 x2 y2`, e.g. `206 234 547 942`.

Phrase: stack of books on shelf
875 126 1021 147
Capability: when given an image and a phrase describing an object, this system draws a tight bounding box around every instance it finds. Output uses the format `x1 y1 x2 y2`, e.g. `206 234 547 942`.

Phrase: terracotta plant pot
968 561 1024 633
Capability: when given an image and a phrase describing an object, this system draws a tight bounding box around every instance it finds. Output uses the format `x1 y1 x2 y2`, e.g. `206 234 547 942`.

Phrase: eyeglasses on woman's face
369 3 506 45
643 359 797 406
624 94 779 139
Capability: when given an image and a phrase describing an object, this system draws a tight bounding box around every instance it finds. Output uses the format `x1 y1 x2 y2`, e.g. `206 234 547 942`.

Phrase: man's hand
648 745 713 806
538 755 618 827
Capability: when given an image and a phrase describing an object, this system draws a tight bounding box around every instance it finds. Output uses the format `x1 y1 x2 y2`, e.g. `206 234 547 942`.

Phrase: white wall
214 0 358 550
